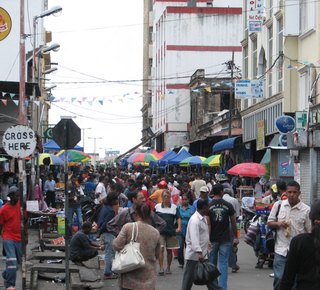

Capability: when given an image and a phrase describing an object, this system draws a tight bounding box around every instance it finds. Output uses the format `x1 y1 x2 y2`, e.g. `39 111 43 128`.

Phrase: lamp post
88 137 102 167
100 147 112 166
81 128 92 152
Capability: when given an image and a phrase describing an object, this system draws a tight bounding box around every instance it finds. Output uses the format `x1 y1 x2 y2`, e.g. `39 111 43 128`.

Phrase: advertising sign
257 119 265 151
248 0 263 32
279 134 287 147
275 116 295 134
235 80 264 99
0 8 12 41
295 111 307 130
2 125 37 158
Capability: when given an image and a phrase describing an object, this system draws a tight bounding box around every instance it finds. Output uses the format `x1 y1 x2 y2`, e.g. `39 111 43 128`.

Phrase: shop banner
248 0 263 32
257 119 265 151
235 80 264 99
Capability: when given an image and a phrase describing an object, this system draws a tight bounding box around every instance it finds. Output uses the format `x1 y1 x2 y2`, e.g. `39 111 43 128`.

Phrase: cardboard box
57 225 65 235
98 254 105 270
57 217 65 227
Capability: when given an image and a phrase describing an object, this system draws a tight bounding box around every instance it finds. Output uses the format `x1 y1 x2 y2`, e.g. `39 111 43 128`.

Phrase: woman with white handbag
113 202 161 290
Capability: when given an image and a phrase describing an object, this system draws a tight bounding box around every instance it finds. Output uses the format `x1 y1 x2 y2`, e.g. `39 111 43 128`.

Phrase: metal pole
64 121 70 290
228 51 235 139
19 1 27 288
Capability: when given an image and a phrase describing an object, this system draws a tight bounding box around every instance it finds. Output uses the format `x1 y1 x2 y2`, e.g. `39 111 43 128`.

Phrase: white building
147 0 243 150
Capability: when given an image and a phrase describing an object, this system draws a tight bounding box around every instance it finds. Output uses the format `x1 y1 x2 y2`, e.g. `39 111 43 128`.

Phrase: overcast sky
44 0 144 157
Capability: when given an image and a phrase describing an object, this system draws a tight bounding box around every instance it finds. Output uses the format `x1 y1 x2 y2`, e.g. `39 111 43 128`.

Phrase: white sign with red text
248 0 263 32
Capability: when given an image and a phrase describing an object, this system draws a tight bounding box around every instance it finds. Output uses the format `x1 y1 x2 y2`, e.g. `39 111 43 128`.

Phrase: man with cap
262 184 280 204
191 185 212 214
218 174 231 189
0 186 28 290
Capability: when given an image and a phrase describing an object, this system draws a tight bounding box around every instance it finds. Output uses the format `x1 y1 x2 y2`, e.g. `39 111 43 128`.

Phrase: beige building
241 0 320 204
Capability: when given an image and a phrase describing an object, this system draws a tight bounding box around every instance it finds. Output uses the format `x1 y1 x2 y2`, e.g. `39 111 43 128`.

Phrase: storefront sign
235 80 264 99
248 0 263 32
257 119 265 151
3 125 37 158
0 8 12 41
275 116 295 134
279 134 287 147
281 161 290 176
295 111 307 130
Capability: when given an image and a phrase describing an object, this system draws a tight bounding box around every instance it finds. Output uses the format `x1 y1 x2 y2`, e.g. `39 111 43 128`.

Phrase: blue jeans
209 241 231 290
177 234 185 266
101 232 115 276
2 239 22 288
273 253 287 290
69 206 83 236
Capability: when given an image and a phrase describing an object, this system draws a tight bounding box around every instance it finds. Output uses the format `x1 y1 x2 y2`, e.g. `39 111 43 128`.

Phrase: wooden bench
30 263 79 290
28 251 66 261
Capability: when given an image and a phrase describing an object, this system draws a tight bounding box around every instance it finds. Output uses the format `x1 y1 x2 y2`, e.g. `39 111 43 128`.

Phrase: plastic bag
194 260 221 285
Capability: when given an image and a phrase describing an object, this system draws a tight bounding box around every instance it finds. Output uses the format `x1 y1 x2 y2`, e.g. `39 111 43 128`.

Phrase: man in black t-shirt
208 184 239 290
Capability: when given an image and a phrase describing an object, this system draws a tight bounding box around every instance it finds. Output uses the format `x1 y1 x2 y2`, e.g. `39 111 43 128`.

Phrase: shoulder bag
265 201 282 253
112 222 145 273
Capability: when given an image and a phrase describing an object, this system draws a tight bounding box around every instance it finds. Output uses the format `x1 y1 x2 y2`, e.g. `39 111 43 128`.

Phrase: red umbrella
147 150 163 160
227 163 266 177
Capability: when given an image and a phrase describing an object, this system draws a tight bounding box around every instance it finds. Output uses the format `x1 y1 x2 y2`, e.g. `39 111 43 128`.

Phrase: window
149 0 153 11
269 0 273 18
148 59 152 75
149 27 153 44
268 25 273 97
278 18 283 92
252 39 258 78
300 0 316 34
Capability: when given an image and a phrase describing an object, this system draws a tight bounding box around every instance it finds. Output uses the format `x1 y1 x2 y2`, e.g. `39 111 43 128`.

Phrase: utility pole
228 51 234 138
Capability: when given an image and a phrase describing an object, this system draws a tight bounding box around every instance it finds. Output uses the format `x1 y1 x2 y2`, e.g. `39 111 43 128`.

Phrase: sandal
165 269 172 274
232 266 240 273
178 265 184 269
158 269 164 276
103 274 118 280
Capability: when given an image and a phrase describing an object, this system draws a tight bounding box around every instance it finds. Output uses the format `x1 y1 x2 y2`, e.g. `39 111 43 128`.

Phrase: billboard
235 80 264 99
248 0 263 32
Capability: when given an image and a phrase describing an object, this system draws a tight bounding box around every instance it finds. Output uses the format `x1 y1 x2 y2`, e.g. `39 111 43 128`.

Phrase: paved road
0 228 274 289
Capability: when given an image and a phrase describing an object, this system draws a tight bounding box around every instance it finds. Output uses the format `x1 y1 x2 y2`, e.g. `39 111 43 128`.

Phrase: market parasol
146 149 163 160
27 153 64 165
56 150 91 162
202 154 221 167
128 153 159 164
180 156 206 167
227 162 266 177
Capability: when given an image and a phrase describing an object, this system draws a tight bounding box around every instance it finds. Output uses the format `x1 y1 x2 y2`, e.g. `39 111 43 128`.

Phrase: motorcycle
81 195 103 224
241 205 256 233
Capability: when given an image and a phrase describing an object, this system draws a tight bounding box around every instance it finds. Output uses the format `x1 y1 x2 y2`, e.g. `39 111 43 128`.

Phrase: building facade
142 0 243 151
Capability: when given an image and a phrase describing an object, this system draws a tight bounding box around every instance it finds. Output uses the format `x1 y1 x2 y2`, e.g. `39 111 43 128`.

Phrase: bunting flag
192 89 199 92
87 101 92 106
108 100 112 103
266 71 272 74
93 97 98 101
71 98 76 103
118 99 123 103
82 97 87 102
278 67 283 71
123 93 129 97
49 97 55 102
214 84 220 87
98 100 103 105
160 95 165 100
34 101 40 106
60 98 65 102
226 83 233 87
39 97 44 101
10 94 15 99
128 98 134 100
303 61 308 65
13 100 19 106
205 87 211 92
1 100 7 106
78 101 82 105
134 92 139 94
45 101 51 106
168 90 174 94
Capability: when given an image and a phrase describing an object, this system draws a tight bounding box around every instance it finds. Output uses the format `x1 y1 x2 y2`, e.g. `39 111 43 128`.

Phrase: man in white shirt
267 181 311 290
191 174 206 199
181 198 222 290
94 176 107 204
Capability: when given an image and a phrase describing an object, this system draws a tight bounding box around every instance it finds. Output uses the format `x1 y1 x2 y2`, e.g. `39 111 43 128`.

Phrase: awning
260 149 271 164
0 81 41 96
212 136 241 152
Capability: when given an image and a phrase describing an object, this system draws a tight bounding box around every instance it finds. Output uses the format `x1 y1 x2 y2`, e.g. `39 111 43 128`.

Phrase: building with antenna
142 0 242 151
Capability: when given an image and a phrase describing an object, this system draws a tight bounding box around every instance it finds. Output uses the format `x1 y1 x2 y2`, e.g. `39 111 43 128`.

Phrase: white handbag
112 222 145 273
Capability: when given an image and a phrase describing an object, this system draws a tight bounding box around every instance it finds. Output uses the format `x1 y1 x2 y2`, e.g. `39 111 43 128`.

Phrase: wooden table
28 211 57 233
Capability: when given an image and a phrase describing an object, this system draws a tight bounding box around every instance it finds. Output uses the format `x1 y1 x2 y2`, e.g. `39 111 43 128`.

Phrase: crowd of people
0 165 319 289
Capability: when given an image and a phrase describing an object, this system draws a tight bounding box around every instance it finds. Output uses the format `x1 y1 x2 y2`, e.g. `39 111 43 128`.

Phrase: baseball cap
8 186 19 196
200 186 209 193
271 184 278 193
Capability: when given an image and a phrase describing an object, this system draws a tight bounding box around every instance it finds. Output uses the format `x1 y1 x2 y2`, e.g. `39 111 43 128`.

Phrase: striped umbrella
202 154 221 167
180 156 206 167
56 150 91 162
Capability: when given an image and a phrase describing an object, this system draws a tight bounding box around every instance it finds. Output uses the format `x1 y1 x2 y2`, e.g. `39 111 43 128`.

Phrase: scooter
241 205 256 233
81 195 102 223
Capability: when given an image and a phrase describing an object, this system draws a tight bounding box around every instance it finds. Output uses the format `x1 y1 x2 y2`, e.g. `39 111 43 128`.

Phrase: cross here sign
3 125 37 158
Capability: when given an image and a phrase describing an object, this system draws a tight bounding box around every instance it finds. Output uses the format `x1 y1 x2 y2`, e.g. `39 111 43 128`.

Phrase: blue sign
275 116 295 134
279 134 287 147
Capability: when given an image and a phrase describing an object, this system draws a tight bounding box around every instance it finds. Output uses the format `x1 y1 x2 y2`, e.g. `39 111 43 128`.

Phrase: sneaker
7 287 15 290
269 273 274 278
